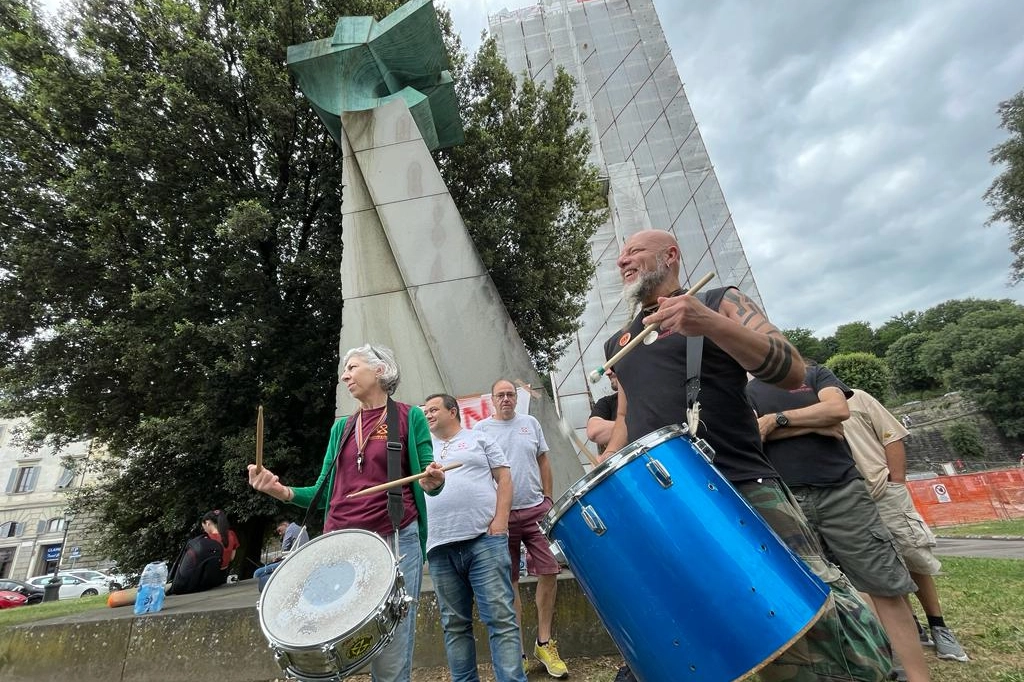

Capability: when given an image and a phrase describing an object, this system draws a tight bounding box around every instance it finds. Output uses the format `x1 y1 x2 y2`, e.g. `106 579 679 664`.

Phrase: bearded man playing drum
601 230 893 682
248 344 445 682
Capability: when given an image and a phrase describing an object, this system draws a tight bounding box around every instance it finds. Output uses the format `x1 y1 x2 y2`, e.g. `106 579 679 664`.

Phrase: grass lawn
933 518 1024 538
0 593 108 628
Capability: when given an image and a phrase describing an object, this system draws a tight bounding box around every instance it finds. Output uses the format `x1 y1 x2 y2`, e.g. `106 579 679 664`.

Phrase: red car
0 589 28 609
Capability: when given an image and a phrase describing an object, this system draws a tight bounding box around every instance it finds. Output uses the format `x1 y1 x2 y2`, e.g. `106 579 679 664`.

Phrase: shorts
737 479 893 681
508 498 560 580
790 479 917 597
874 483 941 575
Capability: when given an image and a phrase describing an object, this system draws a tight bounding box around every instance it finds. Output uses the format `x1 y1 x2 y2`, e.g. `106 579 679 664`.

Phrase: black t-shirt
590 393 618 421
745 365 860 487
604 287 777 484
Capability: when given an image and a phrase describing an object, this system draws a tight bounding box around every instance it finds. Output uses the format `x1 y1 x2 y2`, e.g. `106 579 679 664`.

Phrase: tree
874 311 921 357
833 321 876 355
825 352 893 400
782 328 830 364
985 88 1024 283
0 0 401 573
918 303 1024 436
434 37 607 373
943 421 986 461
885 332 939 393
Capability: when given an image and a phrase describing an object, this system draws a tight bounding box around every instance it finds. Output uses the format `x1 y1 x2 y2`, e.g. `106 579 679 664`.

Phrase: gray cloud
448 0 1024 336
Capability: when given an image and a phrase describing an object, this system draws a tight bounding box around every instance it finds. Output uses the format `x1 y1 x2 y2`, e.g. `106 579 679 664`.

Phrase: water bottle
519 542 528 577
133 561 168 615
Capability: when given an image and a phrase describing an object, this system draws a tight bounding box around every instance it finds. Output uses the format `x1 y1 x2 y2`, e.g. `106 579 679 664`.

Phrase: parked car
66 568 127 590
26 573 110 599
0 589 28 609
0 578 45 605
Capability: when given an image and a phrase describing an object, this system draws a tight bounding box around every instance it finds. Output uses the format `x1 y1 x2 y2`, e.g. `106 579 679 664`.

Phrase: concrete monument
287 0 586 494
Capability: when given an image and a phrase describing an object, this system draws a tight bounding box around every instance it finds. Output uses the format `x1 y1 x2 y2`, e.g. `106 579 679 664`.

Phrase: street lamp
42 511 74 603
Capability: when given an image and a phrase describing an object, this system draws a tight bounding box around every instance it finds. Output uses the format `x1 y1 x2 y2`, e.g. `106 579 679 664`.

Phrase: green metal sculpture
287 0 463 151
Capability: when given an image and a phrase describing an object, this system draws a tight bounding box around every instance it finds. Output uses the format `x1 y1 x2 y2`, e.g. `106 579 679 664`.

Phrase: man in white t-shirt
474 379 567 679
422 393 526 682
844 388 969 663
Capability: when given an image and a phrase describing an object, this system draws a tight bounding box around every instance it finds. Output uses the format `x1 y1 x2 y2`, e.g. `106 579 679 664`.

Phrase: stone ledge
0 572 616 682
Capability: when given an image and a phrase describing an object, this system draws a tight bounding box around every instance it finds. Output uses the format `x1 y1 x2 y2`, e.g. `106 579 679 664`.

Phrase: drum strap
686 288 729 434
384 397 404 534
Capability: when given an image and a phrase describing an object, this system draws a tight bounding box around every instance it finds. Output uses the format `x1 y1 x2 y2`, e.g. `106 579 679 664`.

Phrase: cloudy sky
444 0 1024 335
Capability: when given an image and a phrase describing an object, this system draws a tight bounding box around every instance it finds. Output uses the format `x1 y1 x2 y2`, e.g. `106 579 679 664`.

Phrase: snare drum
257 529 410 681
543 425 830 682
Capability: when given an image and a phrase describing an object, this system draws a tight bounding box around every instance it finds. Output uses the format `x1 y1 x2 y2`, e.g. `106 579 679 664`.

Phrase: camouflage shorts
736 479 894 682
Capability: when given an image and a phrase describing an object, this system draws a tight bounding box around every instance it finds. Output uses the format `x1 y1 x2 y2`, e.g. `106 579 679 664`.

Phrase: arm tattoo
724 290 793 383
750 336 794 384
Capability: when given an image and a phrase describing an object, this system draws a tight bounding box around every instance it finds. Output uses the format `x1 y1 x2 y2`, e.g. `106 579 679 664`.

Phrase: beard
622 254 670 308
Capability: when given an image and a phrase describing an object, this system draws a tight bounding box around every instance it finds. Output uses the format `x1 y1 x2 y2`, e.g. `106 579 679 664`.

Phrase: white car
27 573 110 599
66 568 131 590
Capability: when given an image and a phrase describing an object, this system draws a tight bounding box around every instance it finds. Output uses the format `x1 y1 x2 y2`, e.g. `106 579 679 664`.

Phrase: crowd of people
231 228 970 682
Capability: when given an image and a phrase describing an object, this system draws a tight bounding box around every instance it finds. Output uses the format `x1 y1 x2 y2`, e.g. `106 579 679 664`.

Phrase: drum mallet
588 271 715 384
255 404 264 473
347 462 464 498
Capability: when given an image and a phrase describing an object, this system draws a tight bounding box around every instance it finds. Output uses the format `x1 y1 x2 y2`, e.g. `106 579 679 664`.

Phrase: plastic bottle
133 561 168 615
519 542 528 578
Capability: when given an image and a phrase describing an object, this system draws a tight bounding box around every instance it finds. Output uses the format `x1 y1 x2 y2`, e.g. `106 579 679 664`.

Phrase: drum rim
542 423 688 536
257 527 400 651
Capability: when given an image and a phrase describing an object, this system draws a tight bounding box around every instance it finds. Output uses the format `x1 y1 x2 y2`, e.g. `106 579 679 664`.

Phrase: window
46 518 66 533
0 521 23 538
6 466 39 494
55 467 76 489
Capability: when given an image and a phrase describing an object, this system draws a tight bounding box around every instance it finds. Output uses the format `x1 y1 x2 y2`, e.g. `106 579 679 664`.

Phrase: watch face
776 413 789 427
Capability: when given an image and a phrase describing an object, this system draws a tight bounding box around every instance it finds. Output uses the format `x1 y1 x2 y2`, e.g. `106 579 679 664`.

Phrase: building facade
489 0 762 459
0 418 93 580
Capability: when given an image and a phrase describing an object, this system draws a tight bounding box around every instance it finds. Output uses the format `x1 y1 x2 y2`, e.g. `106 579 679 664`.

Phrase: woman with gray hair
248 343 446 682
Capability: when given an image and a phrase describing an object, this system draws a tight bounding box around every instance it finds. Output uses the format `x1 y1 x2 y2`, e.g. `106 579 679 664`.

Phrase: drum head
259 529 397 649
543 424 687 535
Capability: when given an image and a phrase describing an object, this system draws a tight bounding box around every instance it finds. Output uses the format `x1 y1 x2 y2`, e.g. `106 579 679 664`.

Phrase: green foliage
434 37 607 373
943 421 986 459
885 332 940 393
985 88 1024 284
918 302 1024 436
783 327 831 363
832 321 876 354
0 0 402 572
825 352 893 399
874 311 921 356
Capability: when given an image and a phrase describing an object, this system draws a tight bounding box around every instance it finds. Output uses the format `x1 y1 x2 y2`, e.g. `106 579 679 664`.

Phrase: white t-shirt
474 413 548 510
425 428 509 554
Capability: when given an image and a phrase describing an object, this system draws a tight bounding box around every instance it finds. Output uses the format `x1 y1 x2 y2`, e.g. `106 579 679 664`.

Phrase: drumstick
346 462 464 498
255 405 264 473
588 271 715 383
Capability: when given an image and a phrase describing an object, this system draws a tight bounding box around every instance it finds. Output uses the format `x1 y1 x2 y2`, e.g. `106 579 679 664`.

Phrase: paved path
933 537 1024 559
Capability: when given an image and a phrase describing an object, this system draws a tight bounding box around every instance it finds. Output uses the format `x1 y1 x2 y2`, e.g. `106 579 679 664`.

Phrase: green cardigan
290 404 434 556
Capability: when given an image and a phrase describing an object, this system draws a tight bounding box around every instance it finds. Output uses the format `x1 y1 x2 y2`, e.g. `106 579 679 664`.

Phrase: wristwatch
775 412 789 427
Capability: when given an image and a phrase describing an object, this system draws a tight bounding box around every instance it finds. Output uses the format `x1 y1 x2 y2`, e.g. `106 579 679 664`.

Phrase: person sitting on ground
254 518 310 591
169 509 238 595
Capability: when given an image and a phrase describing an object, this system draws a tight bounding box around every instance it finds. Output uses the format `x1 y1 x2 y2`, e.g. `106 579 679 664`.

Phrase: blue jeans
428 533 526 682
254 561 280 592
371 522 423 682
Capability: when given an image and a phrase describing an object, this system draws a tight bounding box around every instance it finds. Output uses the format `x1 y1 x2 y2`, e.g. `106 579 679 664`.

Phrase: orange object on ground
107 587 138 608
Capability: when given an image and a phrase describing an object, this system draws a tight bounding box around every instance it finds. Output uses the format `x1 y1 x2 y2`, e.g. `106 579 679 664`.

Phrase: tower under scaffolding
489 0 763 465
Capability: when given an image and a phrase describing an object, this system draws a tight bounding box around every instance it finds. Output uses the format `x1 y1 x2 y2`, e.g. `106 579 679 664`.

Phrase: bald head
617 230 681 306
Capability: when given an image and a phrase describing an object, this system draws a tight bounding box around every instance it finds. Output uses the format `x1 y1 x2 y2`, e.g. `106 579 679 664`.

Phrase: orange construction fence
907 467 1024 528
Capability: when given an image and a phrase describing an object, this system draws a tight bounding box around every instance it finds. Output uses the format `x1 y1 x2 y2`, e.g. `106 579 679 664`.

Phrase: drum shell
543 425 830 682
257 529 405 681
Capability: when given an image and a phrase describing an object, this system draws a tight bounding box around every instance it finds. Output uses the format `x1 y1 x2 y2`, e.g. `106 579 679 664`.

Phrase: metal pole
42 513 73 603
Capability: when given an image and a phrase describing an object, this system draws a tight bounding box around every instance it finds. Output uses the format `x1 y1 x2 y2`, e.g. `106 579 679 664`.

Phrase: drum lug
271 647 293 674
646 458 673 488
580 504 607 535
692 437 716 462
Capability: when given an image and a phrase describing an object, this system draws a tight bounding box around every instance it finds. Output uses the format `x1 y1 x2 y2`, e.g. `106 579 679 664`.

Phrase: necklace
354 406 388 472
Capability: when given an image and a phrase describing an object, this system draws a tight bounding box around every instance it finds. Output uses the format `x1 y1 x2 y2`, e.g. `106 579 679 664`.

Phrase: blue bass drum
542 425 830 682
